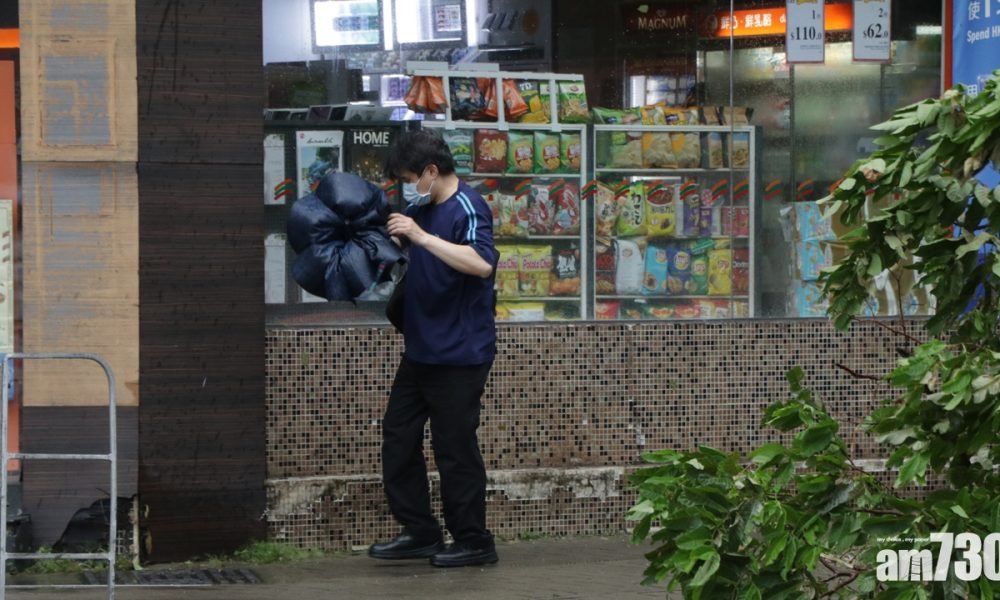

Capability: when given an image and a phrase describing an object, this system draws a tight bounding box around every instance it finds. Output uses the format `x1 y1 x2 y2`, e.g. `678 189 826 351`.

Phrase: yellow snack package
708 248 732 296
518 245 553 297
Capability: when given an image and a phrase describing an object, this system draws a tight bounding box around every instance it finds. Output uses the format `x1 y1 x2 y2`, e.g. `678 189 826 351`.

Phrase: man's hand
387 214 430 247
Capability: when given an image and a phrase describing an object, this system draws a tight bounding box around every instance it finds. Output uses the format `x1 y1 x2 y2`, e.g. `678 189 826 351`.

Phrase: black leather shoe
368 532 444 560
430 541 499 567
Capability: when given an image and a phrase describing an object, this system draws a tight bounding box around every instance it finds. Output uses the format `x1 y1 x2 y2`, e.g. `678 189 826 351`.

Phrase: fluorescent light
383 0 394 50
916 25 942 36
466 0 478 47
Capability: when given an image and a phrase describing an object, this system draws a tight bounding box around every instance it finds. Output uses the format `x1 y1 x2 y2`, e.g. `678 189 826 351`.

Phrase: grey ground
5 535 676 600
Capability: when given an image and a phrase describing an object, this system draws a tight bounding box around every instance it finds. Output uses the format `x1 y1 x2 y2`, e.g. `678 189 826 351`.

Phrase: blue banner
953 0 1000 187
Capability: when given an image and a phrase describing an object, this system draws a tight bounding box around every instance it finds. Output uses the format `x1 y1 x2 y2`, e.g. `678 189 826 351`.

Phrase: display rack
413 64 590 322
591 124 756 321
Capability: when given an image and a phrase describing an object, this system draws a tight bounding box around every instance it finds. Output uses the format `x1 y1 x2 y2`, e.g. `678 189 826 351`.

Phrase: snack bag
644 182 677 237
502 79 530 121
645 304 674 319
550 242 581 296
444 129 474 174
539 82 552 121
673 301 702 320
534 131 561 174
666 244 692 296
450 77 486 120
558 81 591 123
662 107 699 125
616 183 646 237
642 132 677 168
495 245 520 298
474 129 508 173
699 206 714 237
708 248 732 295
560 132 582 172
516 80 549 123
550 181 581 235
595 241 617 295
594 182 621 238
506 302 546 322
642 244 669 296
527 184 554 234
593 107 642 125
496 193 529 238
671 132 701 168
603 131 643 169
595 301 620 320
615 238 644 295
507 131 534 174
732 248 749 294
680 181 701 236
518 245 553 297
689 252 710 295
702 106 724 169
476 181 501 230
731 132 750 168
734 206 750 237
640 104 667 125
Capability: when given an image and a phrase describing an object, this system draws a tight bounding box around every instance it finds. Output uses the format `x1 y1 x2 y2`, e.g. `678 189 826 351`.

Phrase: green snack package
507 131 534 174
534 131 561 174
558 81 591 124
616 182 646 237
560 132 582 173
443 129 473 174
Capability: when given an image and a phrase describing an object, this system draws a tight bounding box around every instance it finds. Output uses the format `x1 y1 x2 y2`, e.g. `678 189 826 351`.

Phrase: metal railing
0 353 117 600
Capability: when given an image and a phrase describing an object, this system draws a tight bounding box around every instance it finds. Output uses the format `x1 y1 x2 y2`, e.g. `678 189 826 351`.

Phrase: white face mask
402 170 434 206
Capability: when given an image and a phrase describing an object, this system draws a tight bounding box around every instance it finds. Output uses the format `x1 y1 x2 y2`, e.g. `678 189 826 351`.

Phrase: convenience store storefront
262 0 944 550
12 0 958 560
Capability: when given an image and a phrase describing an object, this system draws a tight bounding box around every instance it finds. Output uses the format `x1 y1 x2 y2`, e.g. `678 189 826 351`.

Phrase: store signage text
705 4 851 38
623 5 694 34
785 0 826 63
352 130 391 146
853 0 891 61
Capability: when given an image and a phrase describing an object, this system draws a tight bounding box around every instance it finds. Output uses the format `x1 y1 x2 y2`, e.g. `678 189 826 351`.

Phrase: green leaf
896 451 930 486
957 232 993 257
688 551 720 588
867 254 884 277
951 505 969 518
899 162 914 187
794 421 839 456
838 177 857 191
686 458 705 470
750 443 788 466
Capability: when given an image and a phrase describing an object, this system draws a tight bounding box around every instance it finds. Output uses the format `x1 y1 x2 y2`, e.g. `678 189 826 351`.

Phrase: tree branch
835 363 883 382
864 317 922 345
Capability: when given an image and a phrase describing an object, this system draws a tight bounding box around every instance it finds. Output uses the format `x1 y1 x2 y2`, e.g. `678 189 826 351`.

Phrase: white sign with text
853 0 892 61
786 0 826 63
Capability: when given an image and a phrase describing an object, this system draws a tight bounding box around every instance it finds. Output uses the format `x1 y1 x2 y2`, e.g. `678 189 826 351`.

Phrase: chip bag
507 131 534 174
518 245 552 296
534 131 561 173
558 81 591 123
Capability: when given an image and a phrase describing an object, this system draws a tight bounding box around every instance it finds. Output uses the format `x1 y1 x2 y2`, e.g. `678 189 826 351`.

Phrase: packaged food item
666 244 692 296
403 76 448 114
444 129 474 174
604 131 643 169
721 106 753 126
702 106 725 169
505 302 546 322
595 301 620 320
558 81 591 123
671 133 701 168
793 201 835 241
642 132 677 169
732 248 749 294
795 240 832 281
662 107 699 125
516 80 549 123
731 132 750 169
733 206 750 237
496 193 529 238
550 181 581 235
698 299 730 319
527 184 554 234
507 131 534 174
534 131 561 173
616 183 646 237
474 129 508 173
621 302 646 320
475 180 502 230
689 252 710 295
673 301 702 319
539 82 552 121
708 248 732 295
495 245 520 298
642 244 669 296
595 241 617 295
733 300 751 317
518 245 553 296
639 104 667 125
644 182 677 237
544 304 579 320
680 181 701 236
593 107 642 124
645 304 675 319
791 281 828 317
593 182 621 238
699 206 714 237
550 242 581 296
560 132 582 172
615 238 645 295
450 77 487 120
502 79 530 121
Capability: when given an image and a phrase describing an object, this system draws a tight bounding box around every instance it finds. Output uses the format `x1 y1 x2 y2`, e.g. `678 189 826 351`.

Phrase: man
369 129 498 568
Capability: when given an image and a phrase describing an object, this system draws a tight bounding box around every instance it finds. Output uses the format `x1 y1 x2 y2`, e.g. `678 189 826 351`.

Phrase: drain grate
82 568 262 586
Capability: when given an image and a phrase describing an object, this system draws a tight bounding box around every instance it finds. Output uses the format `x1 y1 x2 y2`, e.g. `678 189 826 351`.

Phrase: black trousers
381 356 493 546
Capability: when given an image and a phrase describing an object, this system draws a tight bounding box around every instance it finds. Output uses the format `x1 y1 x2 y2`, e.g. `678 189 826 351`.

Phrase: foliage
629 71 1000 599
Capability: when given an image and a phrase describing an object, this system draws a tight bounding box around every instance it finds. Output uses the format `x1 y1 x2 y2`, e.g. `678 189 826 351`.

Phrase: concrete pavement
5 535 674 600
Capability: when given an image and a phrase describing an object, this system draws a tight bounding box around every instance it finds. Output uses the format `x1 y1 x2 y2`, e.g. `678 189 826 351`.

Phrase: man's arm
387 213 493 278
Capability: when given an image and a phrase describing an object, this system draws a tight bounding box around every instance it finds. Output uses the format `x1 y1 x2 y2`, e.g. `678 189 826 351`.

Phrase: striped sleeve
455 190 498 269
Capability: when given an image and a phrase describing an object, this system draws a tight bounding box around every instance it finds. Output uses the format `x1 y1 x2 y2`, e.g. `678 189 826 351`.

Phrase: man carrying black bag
370 130 499 567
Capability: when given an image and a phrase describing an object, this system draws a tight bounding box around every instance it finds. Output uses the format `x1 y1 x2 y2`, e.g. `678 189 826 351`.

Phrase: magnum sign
623 4 694 34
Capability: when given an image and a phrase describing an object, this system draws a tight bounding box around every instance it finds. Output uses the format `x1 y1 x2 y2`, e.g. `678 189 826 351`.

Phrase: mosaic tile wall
266 319 916 550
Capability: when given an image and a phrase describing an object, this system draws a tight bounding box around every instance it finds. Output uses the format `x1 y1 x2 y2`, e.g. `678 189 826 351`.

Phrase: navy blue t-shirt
403 181 498 366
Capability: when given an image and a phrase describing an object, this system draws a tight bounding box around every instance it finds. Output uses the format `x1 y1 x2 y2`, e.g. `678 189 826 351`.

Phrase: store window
262 0 942 326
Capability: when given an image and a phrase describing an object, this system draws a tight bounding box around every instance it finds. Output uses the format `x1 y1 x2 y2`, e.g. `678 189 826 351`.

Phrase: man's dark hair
383 129 456 180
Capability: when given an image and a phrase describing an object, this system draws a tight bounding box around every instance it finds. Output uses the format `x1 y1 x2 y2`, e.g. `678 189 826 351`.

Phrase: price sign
785 0 825 63
853 0 891 61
